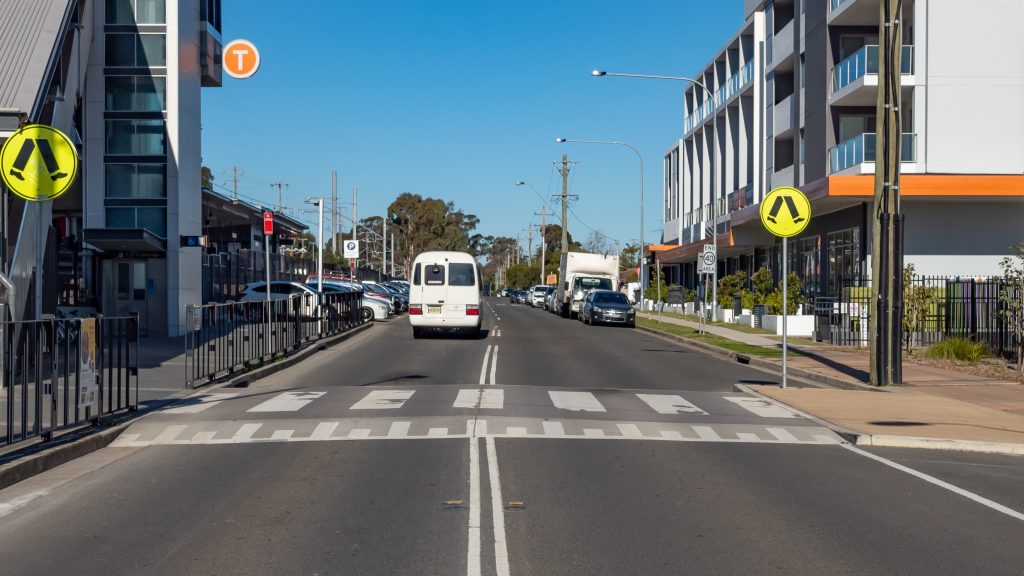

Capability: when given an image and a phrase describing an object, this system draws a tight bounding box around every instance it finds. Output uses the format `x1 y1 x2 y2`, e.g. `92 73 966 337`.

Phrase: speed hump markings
223 39 260 79
0 124 79 202
760 186 811 238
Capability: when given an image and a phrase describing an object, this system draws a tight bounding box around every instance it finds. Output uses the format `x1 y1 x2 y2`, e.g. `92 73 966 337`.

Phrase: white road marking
693 426 721 441
248 391 326 413
350 390 415 410
724 396 800 418
310 422 339 440
191 431 217 442
507 426 529 437
660 430 685 440
467 438 481 576
348 428 371 438
270 429 294 440
548 391 606 412
617 423 644 439
428 427 449 437
767 427 799 443
455 389 505 409
153 425 187 443
489 346 499 385
583 428 606 438
232 423 263 442
387 421 411 438
165 393 239 414
542 421 566 436
736 432 761 441
485 437 511 576
842 444 1024 523
635 393 708 415
454 389 481 408
478 345 493 385
480 389 504 409
0 490 48 519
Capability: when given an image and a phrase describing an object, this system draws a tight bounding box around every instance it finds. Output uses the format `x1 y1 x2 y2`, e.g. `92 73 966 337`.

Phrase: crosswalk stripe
455 389 505 409
232 423 262 442
692 426 721 441
767 427 799 442
583 428 605 438
165 393 238 414
635 394 708 415
387 421 411 438
616 423 643 438
270 429 294 441
310 422 339 440
191 430 217 442
248 391 326 413
350 390 415 410
428 427 448 437
548 391 606 412
153 425 187 443
542 421 566 436
724 396 799 418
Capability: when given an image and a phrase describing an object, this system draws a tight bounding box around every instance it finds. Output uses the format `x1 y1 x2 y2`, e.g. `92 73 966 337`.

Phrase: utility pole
534 208 549 286
351 187 358 272
271 182 288 213
231 166 241 203
870 0 904 386
559 154 569 257
382 216 388 277
331 170 338 259
523 226 533 266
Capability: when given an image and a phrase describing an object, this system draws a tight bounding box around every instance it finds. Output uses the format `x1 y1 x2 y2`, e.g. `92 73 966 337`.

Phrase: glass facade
105 164 166 198
105 207 167 238
827 228 861 295
105 120 166 155
105 76 166 111
105 34 166 67
106 0 167 24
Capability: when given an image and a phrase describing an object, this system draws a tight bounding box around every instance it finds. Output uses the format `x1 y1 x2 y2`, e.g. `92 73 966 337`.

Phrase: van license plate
427 305 442 314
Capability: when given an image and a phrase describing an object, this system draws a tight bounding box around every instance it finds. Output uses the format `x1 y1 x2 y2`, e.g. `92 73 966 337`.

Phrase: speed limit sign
343 240 360 259
700 245 716 274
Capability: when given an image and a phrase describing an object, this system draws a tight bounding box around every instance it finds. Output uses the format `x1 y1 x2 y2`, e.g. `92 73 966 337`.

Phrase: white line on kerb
467 438 481 576
478 345 493 386
486 437 511 576
489 346 499 385
842 444 1024 523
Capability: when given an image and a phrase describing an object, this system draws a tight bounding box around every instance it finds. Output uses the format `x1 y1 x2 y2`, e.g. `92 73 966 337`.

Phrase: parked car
514 290 529 305
313 283 390 321
580 289 636 327
239 281 319 317
530 285 548 307
545 288 559 313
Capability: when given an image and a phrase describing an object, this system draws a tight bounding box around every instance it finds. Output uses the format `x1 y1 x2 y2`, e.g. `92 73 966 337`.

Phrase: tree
582 230 611 255
201 165 214 189
388 192 481 275
998 242 1024 372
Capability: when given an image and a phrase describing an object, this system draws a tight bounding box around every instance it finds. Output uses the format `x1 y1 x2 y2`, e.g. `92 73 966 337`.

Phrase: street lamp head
555 138 566 143
591 70 606 77
514 181 525 186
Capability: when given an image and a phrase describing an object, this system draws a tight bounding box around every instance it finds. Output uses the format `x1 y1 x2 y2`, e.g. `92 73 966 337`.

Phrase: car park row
499 284 635 328
237 276 409 322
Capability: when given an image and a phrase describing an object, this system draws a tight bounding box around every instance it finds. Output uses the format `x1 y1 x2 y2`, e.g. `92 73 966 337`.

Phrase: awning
84 228 167 254
0 0 75 116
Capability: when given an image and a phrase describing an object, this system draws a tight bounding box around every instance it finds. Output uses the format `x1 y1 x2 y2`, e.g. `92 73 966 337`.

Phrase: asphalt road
0 297 1022 575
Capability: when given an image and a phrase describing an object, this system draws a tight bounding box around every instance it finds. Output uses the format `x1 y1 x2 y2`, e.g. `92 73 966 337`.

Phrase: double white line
478 344 498 385
467 436 511 576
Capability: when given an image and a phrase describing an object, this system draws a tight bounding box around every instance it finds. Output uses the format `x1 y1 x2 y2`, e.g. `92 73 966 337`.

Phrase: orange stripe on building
829 175 1024 197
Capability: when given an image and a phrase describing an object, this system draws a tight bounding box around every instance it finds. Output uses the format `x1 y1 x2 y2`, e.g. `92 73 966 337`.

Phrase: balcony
773 94 795 138
727 184 754 212
769 19 795 71
831 45 914 105
828 0 882 26
828 132 917 174
683 61 755 135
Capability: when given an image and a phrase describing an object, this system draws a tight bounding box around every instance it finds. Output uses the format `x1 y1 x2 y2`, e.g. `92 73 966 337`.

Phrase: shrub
752 267 774 305
926 338 989 363
717 271 747 308
741 289 755 311
767 272 803 315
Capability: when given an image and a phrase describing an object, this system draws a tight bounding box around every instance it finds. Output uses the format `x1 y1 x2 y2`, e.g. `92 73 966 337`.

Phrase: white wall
922 0 1024 174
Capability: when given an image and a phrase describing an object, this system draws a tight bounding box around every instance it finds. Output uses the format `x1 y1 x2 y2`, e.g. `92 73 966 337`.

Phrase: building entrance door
103 260 149 336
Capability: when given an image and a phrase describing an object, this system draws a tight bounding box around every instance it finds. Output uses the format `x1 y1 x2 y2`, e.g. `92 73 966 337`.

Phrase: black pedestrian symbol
766 194 804 225
8 138 68 183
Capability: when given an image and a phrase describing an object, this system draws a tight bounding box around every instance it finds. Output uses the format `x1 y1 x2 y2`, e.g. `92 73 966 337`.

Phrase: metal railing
832 45 914 93
828 132 917 173
185 291 366 388
683 61 755 134
2 314 139 449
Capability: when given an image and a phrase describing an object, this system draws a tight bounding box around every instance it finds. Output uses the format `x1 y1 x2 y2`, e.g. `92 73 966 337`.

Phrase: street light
592 69 721 320
305 197 324 293
515 180 553 286
555 137 645 310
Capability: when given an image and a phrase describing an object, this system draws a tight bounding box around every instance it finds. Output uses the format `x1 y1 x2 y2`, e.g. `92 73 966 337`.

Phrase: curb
736 383 1024 456
0 322 374 492
635 322 884 392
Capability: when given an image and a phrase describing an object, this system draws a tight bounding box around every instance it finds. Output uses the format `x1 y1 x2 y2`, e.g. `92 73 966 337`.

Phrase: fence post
93 313 104 424
129 312 139 410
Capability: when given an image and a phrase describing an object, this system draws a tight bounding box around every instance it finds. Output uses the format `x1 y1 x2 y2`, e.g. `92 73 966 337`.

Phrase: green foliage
926 338 989 363
767 272 803 315
684 287 697 304
998 242 1024 372
645 267 668 302
716 271 747 308
741 290 755 311
902 263 938 351
751 267 773 305
505 262 541 289
388 192 480 275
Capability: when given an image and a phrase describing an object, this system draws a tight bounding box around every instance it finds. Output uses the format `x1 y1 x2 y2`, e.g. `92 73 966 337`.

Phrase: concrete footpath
639 311 1024 455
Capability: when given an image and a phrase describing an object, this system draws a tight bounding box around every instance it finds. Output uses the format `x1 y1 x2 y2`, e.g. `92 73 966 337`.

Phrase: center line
478 345 493 385
467 438 481 576
486 437 511 576
489 346 499 385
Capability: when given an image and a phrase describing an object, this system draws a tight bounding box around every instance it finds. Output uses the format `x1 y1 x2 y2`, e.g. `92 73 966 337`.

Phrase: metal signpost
263 211 274 304
759 186 811 388
344 240 359 277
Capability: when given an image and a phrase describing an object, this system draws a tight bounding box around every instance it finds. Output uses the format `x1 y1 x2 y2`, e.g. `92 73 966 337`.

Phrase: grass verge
636 317 790 358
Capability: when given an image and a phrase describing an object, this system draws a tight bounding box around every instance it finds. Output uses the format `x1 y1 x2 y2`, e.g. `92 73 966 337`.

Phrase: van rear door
443 262 477 319
420 261 447 317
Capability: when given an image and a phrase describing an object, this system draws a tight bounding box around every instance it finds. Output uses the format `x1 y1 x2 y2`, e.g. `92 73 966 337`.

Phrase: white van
409 251 482 338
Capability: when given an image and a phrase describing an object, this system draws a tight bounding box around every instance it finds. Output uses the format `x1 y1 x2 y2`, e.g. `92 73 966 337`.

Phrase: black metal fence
813 276 1021 361
2 314 139 450
185 291 365 388
202 250 310 304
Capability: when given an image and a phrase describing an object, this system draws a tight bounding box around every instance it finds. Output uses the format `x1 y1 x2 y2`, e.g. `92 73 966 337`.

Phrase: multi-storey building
659 0 1024 295
1 0 226 336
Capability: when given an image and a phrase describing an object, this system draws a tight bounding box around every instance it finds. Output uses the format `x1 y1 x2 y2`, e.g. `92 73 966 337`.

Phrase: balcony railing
683 60 756 134
727 184 755 211
830 0 851 13
832 45 914 93
828 132 917 173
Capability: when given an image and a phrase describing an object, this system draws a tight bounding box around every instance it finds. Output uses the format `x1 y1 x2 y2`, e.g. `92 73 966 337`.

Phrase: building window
105 76 166 111
105 164 166 198
107 0 166 24
105 119 166 155
827 228 861 295
106 33 166 67
106 206 167 237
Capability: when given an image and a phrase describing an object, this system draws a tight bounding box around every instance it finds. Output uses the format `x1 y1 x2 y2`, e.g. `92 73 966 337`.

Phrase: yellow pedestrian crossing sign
760 186 811 238
0 124 79 202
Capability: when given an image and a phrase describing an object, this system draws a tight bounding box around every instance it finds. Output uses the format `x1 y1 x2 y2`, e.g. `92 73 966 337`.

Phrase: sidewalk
638 311 1024 454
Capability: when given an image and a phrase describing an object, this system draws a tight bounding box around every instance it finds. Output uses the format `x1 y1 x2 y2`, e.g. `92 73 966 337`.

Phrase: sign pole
782 236 788 389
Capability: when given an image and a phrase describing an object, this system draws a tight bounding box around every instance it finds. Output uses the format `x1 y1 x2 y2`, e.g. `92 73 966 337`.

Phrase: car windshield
593 292 629 305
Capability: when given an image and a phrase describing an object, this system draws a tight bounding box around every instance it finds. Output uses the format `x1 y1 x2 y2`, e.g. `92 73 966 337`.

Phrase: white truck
555 252 620 318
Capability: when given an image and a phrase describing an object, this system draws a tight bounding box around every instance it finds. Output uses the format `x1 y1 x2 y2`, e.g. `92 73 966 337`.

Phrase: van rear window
449 263 475 286
413 263 421 286
425 264 445 285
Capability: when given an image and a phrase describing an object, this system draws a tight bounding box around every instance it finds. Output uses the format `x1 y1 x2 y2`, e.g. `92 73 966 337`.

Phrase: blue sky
201 0 744 249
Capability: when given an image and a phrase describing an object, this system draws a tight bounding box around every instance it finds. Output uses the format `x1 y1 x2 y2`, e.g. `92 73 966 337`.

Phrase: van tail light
410 305 423 315
466 304 480 316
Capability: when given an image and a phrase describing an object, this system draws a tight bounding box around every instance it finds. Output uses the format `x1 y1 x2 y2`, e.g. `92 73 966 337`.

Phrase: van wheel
412 327 425 339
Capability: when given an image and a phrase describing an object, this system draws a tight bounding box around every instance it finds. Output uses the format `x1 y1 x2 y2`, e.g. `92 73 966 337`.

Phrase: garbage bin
752 304 765 328
732 293 742 316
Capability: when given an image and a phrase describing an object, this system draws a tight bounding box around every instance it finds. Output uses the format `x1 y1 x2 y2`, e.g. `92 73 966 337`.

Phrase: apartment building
0 0 225 336
659 0 1024 294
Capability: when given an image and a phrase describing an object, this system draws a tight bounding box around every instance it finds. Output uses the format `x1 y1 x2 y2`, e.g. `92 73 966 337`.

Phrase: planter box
720 309 735 323
762 315 815 337
683 302 695 315
737 313 756 327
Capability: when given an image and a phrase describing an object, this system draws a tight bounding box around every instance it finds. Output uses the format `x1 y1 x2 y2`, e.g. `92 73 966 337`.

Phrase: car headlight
592 307 603 314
